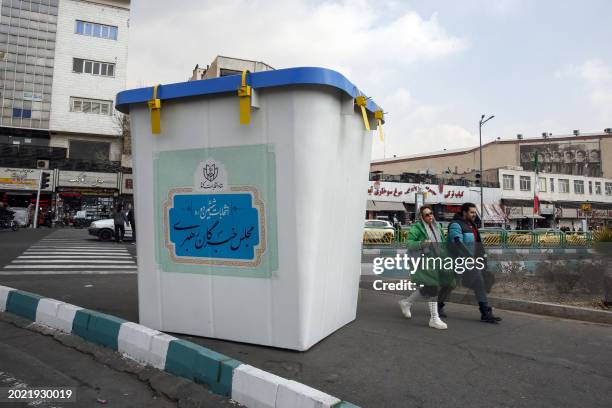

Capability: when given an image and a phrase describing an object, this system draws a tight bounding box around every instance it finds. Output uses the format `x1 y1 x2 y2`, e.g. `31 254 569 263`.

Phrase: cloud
128 0 466 86
559 60 612 121
128 0 468 159
370 86 476 159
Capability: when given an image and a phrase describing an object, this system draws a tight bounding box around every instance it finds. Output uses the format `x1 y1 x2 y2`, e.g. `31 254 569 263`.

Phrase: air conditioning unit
36 160 49 169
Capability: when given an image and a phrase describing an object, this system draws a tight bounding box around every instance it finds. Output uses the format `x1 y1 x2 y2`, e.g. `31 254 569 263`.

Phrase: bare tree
114 112 131 156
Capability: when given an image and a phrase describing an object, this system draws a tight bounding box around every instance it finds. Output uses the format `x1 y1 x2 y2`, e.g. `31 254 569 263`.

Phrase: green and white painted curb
0 285 359 408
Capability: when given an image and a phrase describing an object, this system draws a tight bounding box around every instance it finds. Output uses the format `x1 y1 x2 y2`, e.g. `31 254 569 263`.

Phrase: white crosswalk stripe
3 230 138 274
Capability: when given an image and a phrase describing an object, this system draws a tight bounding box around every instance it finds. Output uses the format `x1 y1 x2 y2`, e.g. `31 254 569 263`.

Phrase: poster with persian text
153 144 278 278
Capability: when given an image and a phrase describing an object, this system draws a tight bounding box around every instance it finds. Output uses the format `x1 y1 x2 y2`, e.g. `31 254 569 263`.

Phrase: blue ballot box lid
115 66 382 115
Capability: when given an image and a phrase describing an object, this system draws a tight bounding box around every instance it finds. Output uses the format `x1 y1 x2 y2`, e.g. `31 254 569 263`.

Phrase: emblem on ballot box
163 158 266 267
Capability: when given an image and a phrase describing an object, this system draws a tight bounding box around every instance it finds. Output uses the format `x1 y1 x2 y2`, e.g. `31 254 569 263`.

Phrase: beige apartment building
371 131 612 182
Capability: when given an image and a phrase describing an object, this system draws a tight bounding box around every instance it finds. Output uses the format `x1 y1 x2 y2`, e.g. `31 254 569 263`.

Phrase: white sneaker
428 301 448 329
428 317 448 330
399 299 412 319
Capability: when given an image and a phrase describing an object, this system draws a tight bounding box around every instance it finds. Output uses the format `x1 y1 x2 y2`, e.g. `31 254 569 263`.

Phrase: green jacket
406 221 457 288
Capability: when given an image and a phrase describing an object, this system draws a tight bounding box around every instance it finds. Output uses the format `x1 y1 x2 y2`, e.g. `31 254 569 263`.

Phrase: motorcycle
0 213 18 232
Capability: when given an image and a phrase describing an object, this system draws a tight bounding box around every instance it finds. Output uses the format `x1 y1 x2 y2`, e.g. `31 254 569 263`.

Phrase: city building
497 167 612 229
189 55 274 81
370 131 612 229
0 0 130 219
371 131 612 180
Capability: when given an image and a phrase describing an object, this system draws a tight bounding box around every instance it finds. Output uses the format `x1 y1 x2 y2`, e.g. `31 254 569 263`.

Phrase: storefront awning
523 214 545 219
481 204 507 223
366 200 406 212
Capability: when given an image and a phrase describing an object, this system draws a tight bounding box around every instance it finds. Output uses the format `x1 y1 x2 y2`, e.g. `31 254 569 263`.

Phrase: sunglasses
422 212 433 217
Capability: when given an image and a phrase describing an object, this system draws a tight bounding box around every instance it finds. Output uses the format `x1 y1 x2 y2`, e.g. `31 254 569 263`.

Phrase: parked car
363 219 395 244
88 218 133 241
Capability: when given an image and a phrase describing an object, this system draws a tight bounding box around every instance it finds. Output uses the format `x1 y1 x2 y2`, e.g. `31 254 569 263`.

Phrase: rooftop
372 131 612 164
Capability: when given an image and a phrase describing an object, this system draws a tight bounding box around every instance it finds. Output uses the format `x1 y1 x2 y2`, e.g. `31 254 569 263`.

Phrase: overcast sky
127 0 612 159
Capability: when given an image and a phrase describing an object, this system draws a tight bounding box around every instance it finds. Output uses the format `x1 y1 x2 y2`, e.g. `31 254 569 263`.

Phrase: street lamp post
479 114 495 227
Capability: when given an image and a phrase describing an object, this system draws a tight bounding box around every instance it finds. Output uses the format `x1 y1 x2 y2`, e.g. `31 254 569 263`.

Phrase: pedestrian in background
399 205 456 330
448 203 501 324
113 204 128 243
127 204 136 243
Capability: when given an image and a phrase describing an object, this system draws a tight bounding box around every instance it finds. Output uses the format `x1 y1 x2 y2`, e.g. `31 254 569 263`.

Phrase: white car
88 218 134 241
363 219 396 243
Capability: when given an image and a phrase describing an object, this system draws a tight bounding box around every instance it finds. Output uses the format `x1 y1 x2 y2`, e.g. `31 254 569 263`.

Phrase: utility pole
479 114 495 227
33 171 51 229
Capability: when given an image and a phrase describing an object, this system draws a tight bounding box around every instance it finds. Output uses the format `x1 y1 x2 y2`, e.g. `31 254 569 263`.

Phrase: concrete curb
447 291 612 325
359 279 612 325
0 285 359 408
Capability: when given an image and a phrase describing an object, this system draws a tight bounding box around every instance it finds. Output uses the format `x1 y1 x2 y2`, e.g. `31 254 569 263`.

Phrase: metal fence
363 228 594 248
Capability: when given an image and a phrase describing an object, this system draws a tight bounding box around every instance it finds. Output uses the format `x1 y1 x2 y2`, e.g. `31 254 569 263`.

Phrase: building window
588 181 593 195
606 182 612 196
75 20 118 40
574 180 584 194
12 108 32 118
70 97 113 115
502 174 514 190
595 182 602 195
559 179 570 193
69 140 110 161
550 178 554 192
73 58 115 77
519 176 531 191
538 177 547 192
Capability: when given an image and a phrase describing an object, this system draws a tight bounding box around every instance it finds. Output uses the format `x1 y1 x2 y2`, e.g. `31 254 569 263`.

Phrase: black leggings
114 224 125 242
419 285 454 302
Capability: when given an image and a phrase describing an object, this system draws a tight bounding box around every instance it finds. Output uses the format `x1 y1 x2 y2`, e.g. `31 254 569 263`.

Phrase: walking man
127 204 136 243
113 204 128 243
447 202 502 323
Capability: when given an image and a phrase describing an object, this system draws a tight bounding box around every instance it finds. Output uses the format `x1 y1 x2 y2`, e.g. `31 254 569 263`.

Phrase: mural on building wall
520 141 601 177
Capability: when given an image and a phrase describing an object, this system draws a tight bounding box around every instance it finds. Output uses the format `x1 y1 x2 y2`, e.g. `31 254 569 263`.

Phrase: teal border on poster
153 144 278 278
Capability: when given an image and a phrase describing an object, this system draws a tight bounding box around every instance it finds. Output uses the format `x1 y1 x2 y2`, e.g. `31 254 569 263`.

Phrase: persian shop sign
367 181 501 204
0 167 52 191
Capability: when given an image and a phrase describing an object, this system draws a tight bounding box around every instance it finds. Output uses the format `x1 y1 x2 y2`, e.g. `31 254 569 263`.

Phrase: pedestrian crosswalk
2 230 137 275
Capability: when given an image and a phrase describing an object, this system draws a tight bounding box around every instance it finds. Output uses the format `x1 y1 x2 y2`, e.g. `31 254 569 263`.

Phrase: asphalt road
0 319 174 408
1 229 612 408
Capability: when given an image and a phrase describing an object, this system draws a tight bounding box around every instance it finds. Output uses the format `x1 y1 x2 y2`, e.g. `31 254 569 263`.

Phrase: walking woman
399 206 456 329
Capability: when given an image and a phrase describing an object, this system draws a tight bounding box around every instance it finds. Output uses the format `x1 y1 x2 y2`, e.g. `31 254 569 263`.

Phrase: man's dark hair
460 202 477 216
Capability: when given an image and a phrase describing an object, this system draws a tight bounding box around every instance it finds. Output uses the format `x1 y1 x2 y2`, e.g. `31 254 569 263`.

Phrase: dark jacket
447 214 494 292
113 210 128 226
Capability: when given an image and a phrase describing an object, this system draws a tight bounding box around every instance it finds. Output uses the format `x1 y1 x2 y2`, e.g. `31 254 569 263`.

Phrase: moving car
88 218 133 241
363 219 395 244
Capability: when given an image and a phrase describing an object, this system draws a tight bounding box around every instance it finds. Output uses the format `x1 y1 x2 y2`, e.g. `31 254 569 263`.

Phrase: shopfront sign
505 206 524 219
0 167 52 191
367 181 500 205
58 171 118 189
560 208 578 218
578 209 608 219
120 173 134 194
539 203 555 215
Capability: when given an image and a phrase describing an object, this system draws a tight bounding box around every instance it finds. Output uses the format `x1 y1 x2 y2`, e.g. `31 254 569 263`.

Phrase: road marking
24 251 130 255
11 260 136 264
3 264 137 269
29 246 131 250
0 270 137 275
17 255 133 259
